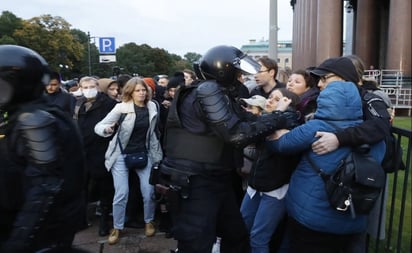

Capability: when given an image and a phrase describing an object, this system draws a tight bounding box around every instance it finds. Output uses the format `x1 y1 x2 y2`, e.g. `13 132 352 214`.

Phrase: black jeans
171 175 249 253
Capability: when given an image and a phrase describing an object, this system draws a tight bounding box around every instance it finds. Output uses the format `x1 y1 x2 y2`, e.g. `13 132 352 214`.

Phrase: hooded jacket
267 81 385 234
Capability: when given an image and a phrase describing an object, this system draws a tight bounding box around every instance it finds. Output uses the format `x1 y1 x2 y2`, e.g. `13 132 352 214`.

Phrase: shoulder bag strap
116 113 127 154
305 153 329 181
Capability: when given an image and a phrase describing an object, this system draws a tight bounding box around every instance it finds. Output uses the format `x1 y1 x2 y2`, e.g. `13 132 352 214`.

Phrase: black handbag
116 114 148 170
124 151 148 170
306 144 385 218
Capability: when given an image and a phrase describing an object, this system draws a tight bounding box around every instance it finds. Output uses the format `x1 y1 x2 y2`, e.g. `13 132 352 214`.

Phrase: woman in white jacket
95 77 163 244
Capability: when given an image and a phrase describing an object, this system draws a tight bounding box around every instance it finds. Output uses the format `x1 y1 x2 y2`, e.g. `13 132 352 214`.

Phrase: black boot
98 206 110 236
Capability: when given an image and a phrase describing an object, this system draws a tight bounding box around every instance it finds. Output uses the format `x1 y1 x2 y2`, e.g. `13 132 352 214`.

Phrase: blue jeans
240 192 286 253
111 155 155 229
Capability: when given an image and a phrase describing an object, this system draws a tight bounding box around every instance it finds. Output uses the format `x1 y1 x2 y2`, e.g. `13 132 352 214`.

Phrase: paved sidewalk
72 217 177 253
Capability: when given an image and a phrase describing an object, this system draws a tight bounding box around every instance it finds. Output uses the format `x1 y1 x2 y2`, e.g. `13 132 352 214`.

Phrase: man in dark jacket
74 76 118 236
44 71 76 116
0 45 87 252
250 56 285 98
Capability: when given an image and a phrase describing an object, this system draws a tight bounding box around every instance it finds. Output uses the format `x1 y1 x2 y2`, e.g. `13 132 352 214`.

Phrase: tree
1 11 195 79
13 15 84 73
116 43 176 77
0 11 23 38
0 35 16 44
184 52 202 65
69 28 107 78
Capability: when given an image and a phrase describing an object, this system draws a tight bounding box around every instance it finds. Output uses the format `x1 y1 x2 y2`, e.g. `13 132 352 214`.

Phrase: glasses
320 74 336 82
257 69 270 74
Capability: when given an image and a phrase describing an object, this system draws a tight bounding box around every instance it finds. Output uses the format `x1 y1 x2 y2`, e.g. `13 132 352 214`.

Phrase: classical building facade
291 0 411 77
240 40 293 69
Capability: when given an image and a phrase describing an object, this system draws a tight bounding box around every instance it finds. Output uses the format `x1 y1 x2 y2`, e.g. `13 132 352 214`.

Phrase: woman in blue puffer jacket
267 78 385 252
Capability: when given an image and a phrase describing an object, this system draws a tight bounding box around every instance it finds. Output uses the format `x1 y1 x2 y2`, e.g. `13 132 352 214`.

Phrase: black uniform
160 81 292 253
0 45 87 253
153 45 297 253
0 100 87 252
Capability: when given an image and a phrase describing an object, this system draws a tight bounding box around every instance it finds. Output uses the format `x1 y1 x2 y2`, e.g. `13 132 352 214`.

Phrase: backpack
306 145 385 218
381 132 405 173
363 90 404 173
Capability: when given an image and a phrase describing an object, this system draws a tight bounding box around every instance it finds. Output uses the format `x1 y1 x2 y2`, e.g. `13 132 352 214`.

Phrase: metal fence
367 126 412 253
364 70 412 116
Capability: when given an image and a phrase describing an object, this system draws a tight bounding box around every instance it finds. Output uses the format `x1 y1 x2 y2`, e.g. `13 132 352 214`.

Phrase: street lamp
59 64 69 81
87 31 92 76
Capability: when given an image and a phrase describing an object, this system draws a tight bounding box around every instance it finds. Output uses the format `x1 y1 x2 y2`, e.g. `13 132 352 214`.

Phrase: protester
267 57 386 253
98 78 120 101
44 71 76 115
286 69 320 123
311 57 391 155
250 56 285 98
240 88 300 253
95 77 163 244
74 76 118 237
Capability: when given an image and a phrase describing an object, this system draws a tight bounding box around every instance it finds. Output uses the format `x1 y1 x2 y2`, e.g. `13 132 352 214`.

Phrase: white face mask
82 88 98 99
71 89 83 96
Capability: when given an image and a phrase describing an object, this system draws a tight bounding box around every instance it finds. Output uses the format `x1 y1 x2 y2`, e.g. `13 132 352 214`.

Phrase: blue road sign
99 37 116 54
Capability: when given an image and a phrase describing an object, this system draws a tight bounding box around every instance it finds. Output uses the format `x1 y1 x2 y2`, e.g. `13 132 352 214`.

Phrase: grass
393 117 411 130
368 116 411 253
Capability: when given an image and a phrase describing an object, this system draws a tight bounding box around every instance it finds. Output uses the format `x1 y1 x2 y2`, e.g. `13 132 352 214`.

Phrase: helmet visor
0 78 13 106
238 55 260 75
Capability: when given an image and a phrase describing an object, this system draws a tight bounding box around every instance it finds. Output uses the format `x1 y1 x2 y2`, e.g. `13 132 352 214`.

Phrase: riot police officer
0 45 87 252
157 45 295 253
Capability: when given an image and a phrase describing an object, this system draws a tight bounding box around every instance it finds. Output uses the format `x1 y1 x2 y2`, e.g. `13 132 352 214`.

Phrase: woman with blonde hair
95 77 163 244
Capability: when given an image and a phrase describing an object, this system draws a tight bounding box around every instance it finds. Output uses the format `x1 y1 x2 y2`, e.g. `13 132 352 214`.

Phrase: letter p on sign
99 37 116 54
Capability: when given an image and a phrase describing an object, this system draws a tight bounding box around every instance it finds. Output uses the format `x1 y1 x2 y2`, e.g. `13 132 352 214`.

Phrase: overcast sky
2 0 293 56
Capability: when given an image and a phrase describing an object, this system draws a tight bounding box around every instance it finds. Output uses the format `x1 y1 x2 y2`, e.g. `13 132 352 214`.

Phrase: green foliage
116 43 175 78
184 52 202 64
12 15 84 72
0 11 23 37
0 11 196 79
0 34 16 44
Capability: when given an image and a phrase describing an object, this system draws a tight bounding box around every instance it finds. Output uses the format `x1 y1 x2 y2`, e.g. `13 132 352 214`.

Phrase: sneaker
145 222 156 237
108 228 120 245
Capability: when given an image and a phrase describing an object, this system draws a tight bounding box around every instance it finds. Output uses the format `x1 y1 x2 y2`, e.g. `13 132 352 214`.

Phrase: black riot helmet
0 45 50 110
192 61 205 80
199 45 260 86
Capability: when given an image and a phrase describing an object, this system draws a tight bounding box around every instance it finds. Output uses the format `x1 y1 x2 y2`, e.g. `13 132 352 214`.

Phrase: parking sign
99 37 116 54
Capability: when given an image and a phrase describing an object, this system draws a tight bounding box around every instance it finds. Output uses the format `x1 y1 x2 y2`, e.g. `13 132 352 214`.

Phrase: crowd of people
0 44 393 253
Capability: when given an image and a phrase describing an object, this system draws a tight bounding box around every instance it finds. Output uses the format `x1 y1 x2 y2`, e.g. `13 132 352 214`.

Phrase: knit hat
143 77 156 93
310 57 359 84
240 95 266 110
167 75 185 90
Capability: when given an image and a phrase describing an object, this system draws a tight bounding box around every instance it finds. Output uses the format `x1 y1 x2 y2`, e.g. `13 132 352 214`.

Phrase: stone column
353 0 378 69
307 0 318 68
316 0 343 64
301 0 311 69
292 0 304 70
386 0 411 75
